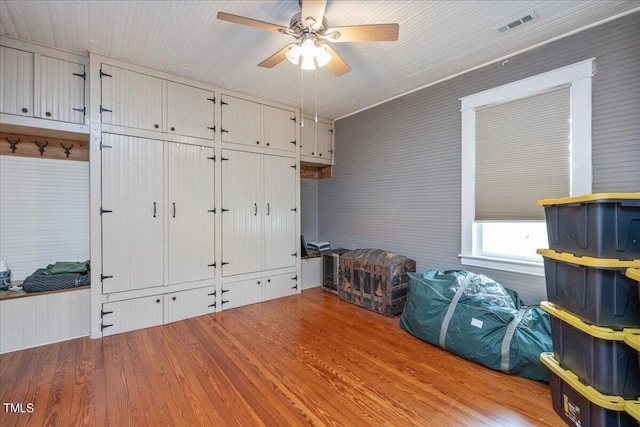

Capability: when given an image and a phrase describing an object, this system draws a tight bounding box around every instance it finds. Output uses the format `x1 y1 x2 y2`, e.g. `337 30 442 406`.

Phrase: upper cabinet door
262 105 297 152
220 94 261 147
299 118 316 158
168 143 215 285
0 46 34 117
167 82 215 140
100 64 163 131
316 121 334 161
39 56 85 124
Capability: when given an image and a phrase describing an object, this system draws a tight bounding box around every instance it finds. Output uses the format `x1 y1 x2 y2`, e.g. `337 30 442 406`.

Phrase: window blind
475 86 571 221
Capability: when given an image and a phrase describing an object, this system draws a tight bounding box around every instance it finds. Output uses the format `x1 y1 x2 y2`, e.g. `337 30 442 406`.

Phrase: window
460 59 594 276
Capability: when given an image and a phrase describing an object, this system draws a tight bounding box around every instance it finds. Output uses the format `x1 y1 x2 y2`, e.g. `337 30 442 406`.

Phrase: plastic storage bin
537 249 640 328
538 193 640 261
542 302 640 399
541 352 636 427
626 330 640 384
628 268 640 302
625 400 640 425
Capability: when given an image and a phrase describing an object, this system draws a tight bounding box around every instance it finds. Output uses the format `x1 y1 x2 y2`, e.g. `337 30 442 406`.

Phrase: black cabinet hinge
100 274 113 281
221 261 229 266
291 207 297 212
221 156 229 161
221 300 229 305
100 142 113 150
208 262 216 268
290 140 297 146
99 69 112 78
207 126 216 132
208 290 216 297
221 128 229 133
207 97 216 104
221 289 230 294
221 100 229 106
329 128 334 134
221 208 229 213
291 275 298 281
73 71 86 80
73 107 86 115
207 208 216 214
290 164 297 169
290 117 297 123
208 302 216 308
101 309 113 318
291 252 298 257
101 323 113 331
100 105 112 113
207 155 216 161
100 208 113 215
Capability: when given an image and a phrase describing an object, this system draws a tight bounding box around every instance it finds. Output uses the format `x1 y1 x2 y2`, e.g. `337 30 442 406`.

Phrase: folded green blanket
42 261 90 275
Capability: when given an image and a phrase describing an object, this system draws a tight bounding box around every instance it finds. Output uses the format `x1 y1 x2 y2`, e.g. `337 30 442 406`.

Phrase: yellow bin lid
537 192 640 206
626 400 640 422
540 352 626 411
624 329 640 352
537 249 640 268
626 268 640 282
541 302 627 339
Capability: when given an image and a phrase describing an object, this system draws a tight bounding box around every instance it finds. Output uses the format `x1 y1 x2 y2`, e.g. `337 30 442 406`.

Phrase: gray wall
315 12 640 304
301 178 318 242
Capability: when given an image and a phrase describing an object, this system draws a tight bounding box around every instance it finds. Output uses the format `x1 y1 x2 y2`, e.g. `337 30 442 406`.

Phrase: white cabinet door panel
220 95 261 146
263 155 297 270
0 46 33 116
100 64 163 131
167 82 215 140
166 286 216 323
221 150 263 276
168 143 215 285
39 56 85 124
316 121 334 161
101 296 164 337
101 134 164 293
221 279 262 310
263 273 298 301
262 105 296 152
300 118 315 157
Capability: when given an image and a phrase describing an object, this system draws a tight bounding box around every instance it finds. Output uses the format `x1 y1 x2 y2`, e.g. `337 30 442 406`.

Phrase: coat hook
6 137 20 153
35 140 48 156
61 143 73 158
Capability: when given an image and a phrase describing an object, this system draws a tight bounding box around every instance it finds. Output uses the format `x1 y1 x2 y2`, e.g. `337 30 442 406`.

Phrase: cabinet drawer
101 295 164 337
165 286 216 324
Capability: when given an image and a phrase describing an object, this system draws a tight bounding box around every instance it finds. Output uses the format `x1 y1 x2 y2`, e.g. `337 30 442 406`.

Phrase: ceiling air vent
495 12 538 34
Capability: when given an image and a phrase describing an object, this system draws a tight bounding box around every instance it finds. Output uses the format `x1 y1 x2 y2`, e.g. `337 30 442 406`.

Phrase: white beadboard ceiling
1 0 639 120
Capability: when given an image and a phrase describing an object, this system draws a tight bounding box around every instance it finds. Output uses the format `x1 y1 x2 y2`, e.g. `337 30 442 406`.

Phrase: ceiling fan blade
217 12 289 34
258 44 295 68
301 0 327 30
325 23 399 42
321 44 351 76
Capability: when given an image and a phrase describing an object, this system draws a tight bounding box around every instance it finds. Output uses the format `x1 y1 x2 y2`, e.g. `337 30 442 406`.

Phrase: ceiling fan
217 0 399 76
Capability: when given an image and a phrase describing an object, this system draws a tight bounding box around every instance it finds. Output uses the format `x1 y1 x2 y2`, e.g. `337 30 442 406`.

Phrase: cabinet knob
266 142 270 146
312 152 315 155
172 296 177 301
319 153 322 156
256 141 260 145
154 124 159 129
155 298 161 303
257 281 261 284
267 279 271 283
21 108 28 113
45 111 51 117
170 127 175 131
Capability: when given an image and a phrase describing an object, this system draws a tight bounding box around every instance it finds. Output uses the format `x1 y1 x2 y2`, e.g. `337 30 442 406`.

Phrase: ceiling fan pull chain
315 65 318 122
300 67 305 127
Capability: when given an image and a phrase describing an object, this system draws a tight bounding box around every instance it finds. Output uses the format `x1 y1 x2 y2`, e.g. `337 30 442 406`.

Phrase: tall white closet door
39 56 85 124
0 46 33 116
221 149 263 276
101 134 164 293
168 143 215 285
220 95 261 146
262 105 296 152
100 64 163 131
263 155 297 270
167 82 215 140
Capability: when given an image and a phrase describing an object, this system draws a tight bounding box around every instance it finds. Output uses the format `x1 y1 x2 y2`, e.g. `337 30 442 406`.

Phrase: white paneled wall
0 156 89 280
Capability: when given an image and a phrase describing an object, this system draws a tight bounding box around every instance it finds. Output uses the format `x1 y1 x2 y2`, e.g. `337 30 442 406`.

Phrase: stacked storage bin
537 193 640 427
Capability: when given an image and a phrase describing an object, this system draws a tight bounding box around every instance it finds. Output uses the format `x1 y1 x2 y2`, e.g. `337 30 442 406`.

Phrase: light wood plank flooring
0 287 562 426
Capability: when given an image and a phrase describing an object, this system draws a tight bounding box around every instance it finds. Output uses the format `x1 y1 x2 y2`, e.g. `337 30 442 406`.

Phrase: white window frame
459 59 594 276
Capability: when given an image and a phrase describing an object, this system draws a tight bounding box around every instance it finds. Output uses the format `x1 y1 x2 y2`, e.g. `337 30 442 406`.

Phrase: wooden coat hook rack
0 132 88 161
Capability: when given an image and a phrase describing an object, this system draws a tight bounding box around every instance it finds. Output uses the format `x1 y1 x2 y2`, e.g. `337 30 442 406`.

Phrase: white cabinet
0 46 86 125
221 149 297 277
221 272 298 310
220 94 297 152
262 104 297 152
101 295 164 337
300 115 334 164
0 46 34 117
167 81 215 139
100 64 163 131
168 143 216 285
101 134 164 294
39 55 86 124
301 256 322 289
220 94 262 146
166 286 216 323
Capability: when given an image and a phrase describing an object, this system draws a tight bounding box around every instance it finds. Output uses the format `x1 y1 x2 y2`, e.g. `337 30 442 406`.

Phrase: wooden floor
0 287 562 426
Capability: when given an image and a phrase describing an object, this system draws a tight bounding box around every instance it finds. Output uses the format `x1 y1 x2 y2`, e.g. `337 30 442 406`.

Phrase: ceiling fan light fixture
315 45 332 67
286 44 302 65
300 54 316 70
